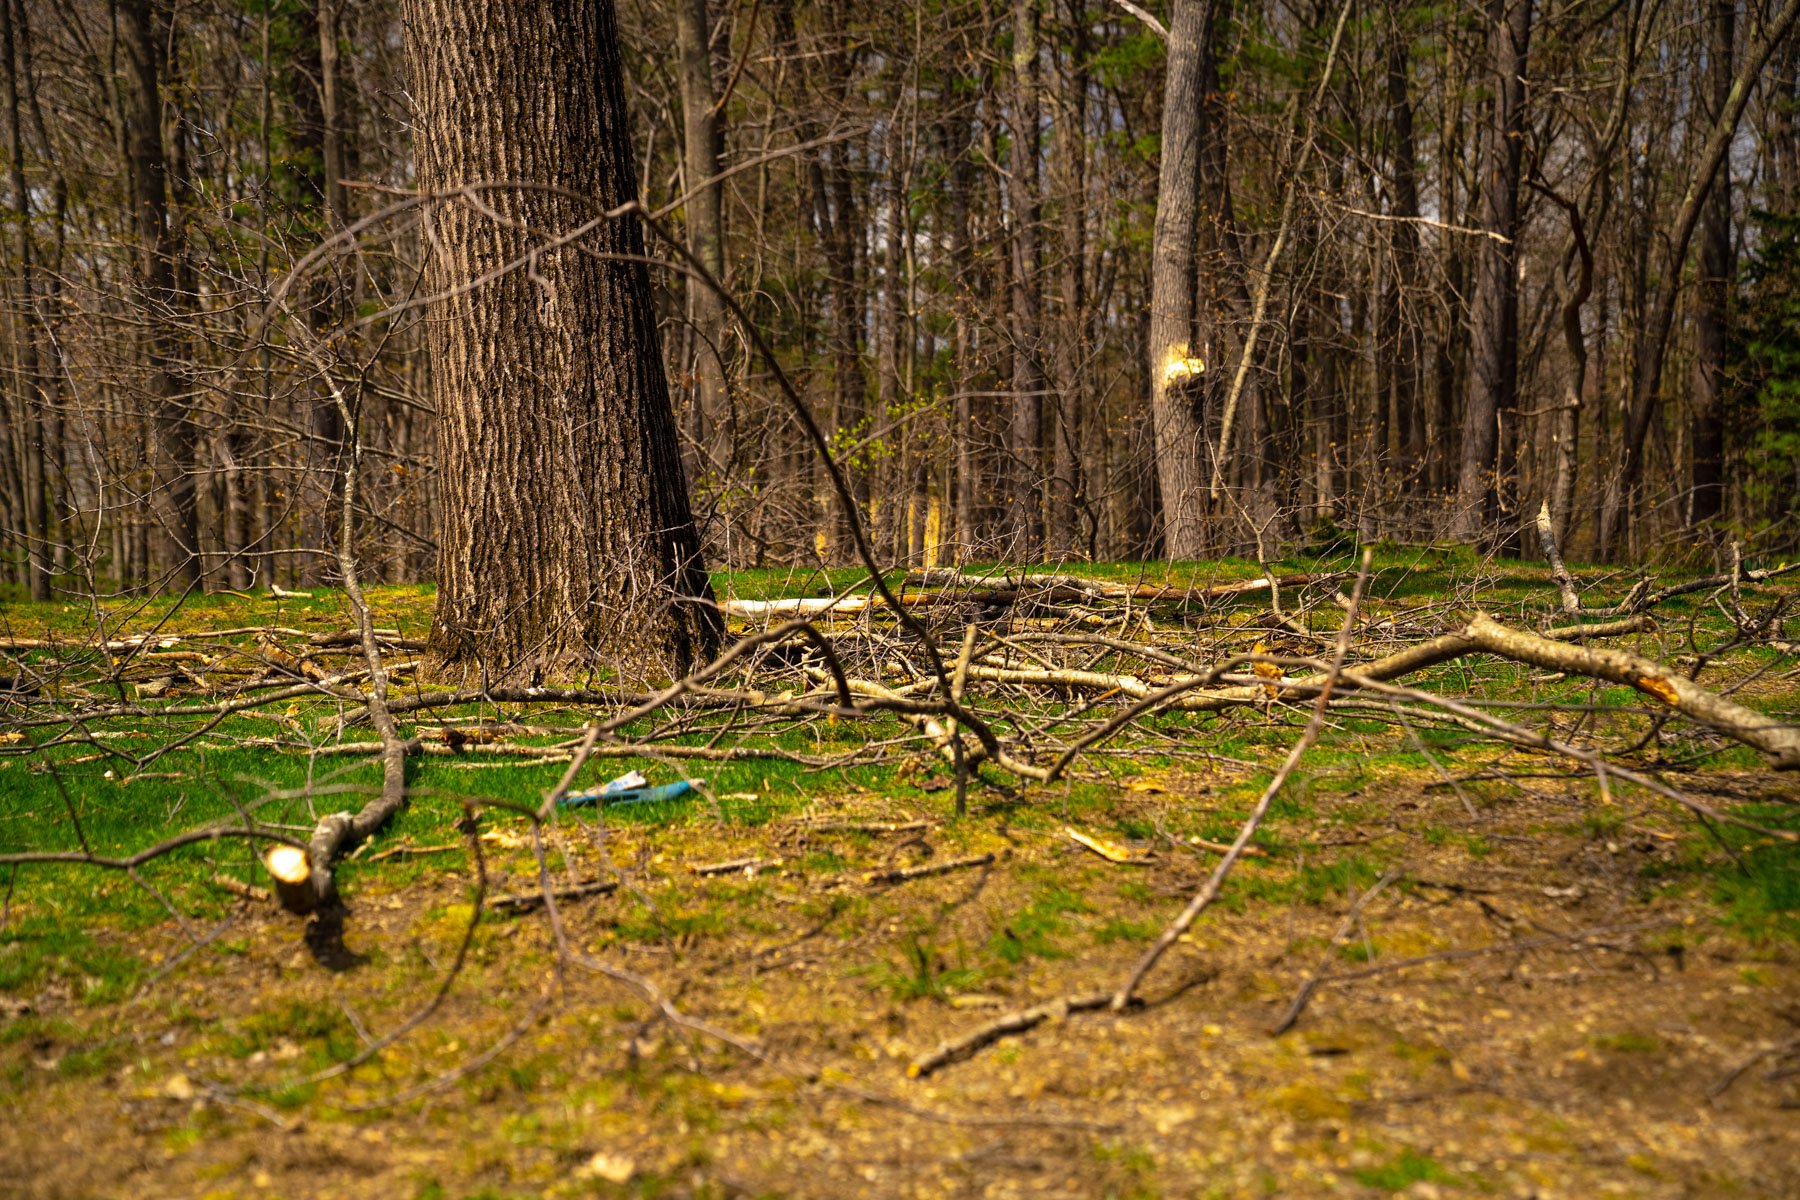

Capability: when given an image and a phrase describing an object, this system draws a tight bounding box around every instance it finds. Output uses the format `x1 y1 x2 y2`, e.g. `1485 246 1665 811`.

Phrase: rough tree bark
402 0 719 683
816 0 866 559
1048 0 1088 558
11 0 67 584
1452 0 1532 548
1534 181 1593 548
318 0 349 229
944 92 977 560
1148 0 1217 560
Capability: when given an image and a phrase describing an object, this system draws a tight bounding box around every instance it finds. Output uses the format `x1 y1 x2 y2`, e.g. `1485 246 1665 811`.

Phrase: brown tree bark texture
1148 0 1216 561
402 0 718 683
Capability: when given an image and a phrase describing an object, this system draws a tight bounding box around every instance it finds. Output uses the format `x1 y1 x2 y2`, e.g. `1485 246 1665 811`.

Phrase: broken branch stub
263 844 317 915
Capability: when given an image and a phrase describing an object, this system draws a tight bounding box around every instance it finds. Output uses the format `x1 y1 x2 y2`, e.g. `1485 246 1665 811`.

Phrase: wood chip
1065 826 1151 865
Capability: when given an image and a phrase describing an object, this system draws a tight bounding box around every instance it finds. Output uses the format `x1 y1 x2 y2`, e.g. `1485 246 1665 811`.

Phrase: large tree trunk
1148 0 1217 561
14 0 68 582
1452 0 1532 549
1429 39 1467 501
402 0 719 684
1689 0 1734 531
318 0 350 228
944 98 977 561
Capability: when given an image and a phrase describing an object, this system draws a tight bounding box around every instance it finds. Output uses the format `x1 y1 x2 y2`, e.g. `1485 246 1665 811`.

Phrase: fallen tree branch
282 371 410 913
489 878 618 913
1270 867 1402 1035
799 819 933 835
908 991 1114 1078
864 852 996 885
689 857 771 876
1462 613 1800 769
210 873 274 904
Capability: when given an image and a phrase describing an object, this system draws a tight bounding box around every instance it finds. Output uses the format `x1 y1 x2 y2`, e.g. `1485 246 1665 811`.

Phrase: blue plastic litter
559 779 696 809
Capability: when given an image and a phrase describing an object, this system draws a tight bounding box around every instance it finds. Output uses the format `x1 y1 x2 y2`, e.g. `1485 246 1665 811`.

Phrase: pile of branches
5 550 1796 884
2 541 1797 1096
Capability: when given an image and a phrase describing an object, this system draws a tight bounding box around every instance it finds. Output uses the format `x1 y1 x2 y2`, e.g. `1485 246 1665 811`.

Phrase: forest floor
2 558 1797 1198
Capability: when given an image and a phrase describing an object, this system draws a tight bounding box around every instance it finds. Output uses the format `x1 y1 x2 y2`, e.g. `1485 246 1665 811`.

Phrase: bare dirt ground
4 773 1797 1199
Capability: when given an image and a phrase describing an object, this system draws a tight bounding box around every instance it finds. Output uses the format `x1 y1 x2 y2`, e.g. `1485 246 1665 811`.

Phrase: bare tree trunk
318 0 349 228
675 0 729 475
1148 0 1217 560
15 0 67 579
121 0 200 588
1532 181 1594 546
1382 2 1422 479
1048 0 1087 558
1453 0 1532 549
871 148 899 562
0 0 46 598
1008 0 1045 559
402 0 719 682
944 99 976 561
1689 0 1734 532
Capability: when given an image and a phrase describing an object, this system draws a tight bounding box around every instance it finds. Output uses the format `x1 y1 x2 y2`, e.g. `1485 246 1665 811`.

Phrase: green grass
860 935 986 1000
1354 1147 1455 1191
989 883 1090 965
0 916 144 1004
1712 822 1800 941
221 999 360 1065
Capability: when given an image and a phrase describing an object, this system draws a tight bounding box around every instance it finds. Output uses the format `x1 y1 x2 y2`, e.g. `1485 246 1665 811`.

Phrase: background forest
0 0 1797 590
